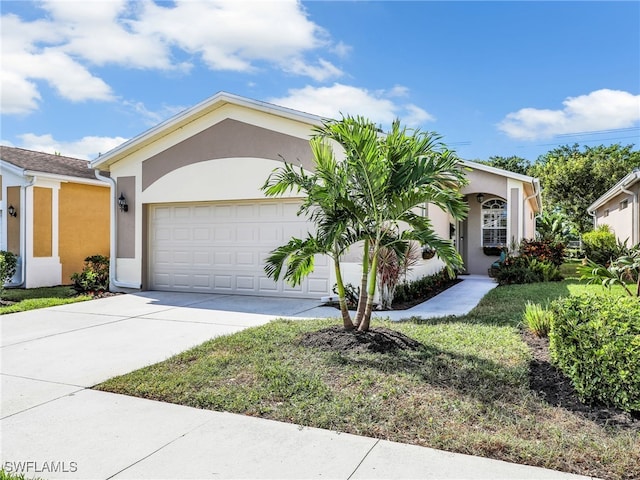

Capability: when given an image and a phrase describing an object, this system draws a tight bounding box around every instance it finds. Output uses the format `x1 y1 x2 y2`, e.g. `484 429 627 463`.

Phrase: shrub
332 282 359 309
523 301 553 337
495 256 563 285
71 255 110 293
549 294 640 413
393 268 454 305
582 226 618 266
519 239 565 266
0 250 18 287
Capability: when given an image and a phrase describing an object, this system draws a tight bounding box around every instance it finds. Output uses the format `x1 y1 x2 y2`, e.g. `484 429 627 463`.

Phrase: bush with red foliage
519 239 565 266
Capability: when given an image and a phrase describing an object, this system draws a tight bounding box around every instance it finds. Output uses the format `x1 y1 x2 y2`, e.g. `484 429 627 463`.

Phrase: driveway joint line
1 372 86 388
0 316 132 348
105 417 216 480
1 386 86 420
347 439 380 479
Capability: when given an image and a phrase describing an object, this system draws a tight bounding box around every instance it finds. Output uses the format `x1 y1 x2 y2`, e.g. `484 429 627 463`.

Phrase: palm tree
317 117 468 330
263 115 468 332
262 137 358 329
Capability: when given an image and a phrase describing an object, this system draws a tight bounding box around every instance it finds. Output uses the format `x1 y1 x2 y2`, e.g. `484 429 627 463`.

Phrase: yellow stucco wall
7 186 20 255
33 187 53 257
59 183 110 283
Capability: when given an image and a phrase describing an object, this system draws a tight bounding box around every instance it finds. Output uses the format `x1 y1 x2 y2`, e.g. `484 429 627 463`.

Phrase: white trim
90 92 325 170
587 169 640 212
0 160 26 177
24 171 109 187
462 159 535 183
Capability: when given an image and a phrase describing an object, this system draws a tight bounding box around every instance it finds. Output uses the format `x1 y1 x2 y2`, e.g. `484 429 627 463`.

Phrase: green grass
0 286 90 314
0 469 44 480
96 279 639 480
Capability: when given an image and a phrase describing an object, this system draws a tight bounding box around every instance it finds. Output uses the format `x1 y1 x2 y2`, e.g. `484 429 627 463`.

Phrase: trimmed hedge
549 294 640 413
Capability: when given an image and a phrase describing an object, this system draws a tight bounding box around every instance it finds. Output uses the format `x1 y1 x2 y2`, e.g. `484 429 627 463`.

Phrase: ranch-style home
0 146 110 288
90 92 541 296
588 169 640 245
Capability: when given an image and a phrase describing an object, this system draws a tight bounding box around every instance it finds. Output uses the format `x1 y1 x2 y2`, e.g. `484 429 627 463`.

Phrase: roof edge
90 91 325 169
587 169 640 212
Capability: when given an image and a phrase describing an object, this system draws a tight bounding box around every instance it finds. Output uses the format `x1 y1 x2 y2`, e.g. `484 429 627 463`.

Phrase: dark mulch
328 277 462 311
391 278 462 310
299 325 423 354
523 330 640 431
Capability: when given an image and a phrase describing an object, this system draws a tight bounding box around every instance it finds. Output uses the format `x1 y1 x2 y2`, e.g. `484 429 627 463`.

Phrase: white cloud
17 133 128 160
270 84 436 128
121 100 187 126
498 89 640 140
1 0 346 115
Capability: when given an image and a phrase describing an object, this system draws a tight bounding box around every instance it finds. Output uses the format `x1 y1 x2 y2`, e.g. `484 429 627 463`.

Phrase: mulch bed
299 325 423 354
522 330 639 430
328 277 462 311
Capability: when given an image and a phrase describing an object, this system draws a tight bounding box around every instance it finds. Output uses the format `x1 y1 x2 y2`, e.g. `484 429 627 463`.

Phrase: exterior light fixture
118 193 128 212
8 205 17 217
476 193 485 204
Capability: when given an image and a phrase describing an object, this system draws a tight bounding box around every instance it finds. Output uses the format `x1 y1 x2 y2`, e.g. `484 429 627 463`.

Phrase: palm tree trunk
334 259 354 330
359 249 378 332
354 238 369 327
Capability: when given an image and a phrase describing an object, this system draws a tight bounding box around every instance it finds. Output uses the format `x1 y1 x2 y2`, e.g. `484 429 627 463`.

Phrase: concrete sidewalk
1 277 593 479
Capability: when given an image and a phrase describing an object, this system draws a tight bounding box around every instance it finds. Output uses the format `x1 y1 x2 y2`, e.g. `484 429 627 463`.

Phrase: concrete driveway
1 287 589 479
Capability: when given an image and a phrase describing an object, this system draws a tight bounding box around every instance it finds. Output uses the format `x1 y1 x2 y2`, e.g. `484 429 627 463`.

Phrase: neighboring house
0 146 110 288
587 169 640 246
90 92 541 296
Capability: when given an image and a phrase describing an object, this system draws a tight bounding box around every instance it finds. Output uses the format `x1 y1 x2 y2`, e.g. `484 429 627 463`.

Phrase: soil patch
523 329 639 431
299 325 423 354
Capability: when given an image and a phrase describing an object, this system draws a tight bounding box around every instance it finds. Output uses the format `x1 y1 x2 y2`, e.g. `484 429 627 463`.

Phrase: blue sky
1 1 639 162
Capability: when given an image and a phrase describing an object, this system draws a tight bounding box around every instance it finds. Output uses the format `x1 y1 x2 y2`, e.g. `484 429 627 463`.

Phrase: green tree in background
530 144 640 233
477 155 532 176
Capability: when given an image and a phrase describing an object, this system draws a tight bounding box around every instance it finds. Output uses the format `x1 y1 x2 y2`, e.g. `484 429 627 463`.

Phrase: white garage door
148 200 331 298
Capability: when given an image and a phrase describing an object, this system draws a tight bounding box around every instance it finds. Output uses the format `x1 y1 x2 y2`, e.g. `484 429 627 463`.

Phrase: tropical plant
376 242 421 310
263 115 468 331
262 138 358 329
71 255 110 293
535 210 577 244
579 244 640 297
0 250 18 296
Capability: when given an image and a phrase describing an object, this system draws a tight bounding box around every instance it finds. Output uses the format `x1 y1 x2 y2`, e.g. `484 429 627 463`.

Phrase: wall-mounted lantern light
8 205 17 217
476 193 485 204
118 193 129 212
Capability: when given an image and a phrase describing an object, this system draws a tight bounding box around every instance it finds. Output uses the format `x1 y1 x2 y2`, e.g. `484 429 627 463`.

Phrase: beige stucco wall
594 185 638 244
106 104 322 289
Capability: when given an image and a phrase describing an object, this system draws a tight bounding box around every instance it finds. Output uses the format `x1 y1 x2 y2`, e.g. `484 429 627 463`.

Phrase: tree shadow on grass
299 325 529 407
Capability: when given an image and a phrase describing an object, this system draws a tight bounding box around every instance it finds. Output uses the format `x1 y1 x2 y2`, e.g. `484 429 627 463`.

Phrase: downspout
620 184 638 245
6 174 36 287
94 170 141 289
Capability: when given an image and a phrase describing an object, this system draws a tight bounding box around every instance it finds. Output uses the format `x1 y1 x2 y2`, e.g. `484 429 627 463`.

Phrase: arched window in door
482 199 507 246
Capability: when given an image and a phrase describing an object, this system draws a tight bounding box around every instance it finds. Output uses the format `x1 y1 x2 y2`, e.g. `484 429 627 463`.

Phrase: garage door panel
148 201 330 298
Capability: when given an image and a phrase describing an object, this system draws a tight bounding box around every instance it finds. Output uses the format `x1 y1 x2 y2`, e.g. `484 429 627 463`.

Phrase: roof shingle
0 146 100 180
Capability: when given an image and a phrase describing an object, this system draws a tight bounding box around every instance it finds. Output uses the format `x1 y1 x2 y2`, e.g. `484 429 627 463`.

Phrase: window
604 209 609 217
482 199 507 246
620 199 629 210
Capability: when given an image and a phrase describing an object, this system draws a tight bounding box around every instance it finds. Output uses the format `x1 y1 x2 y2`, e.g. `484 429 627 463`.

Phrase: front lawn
96 279 639 480
0 286 91 314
